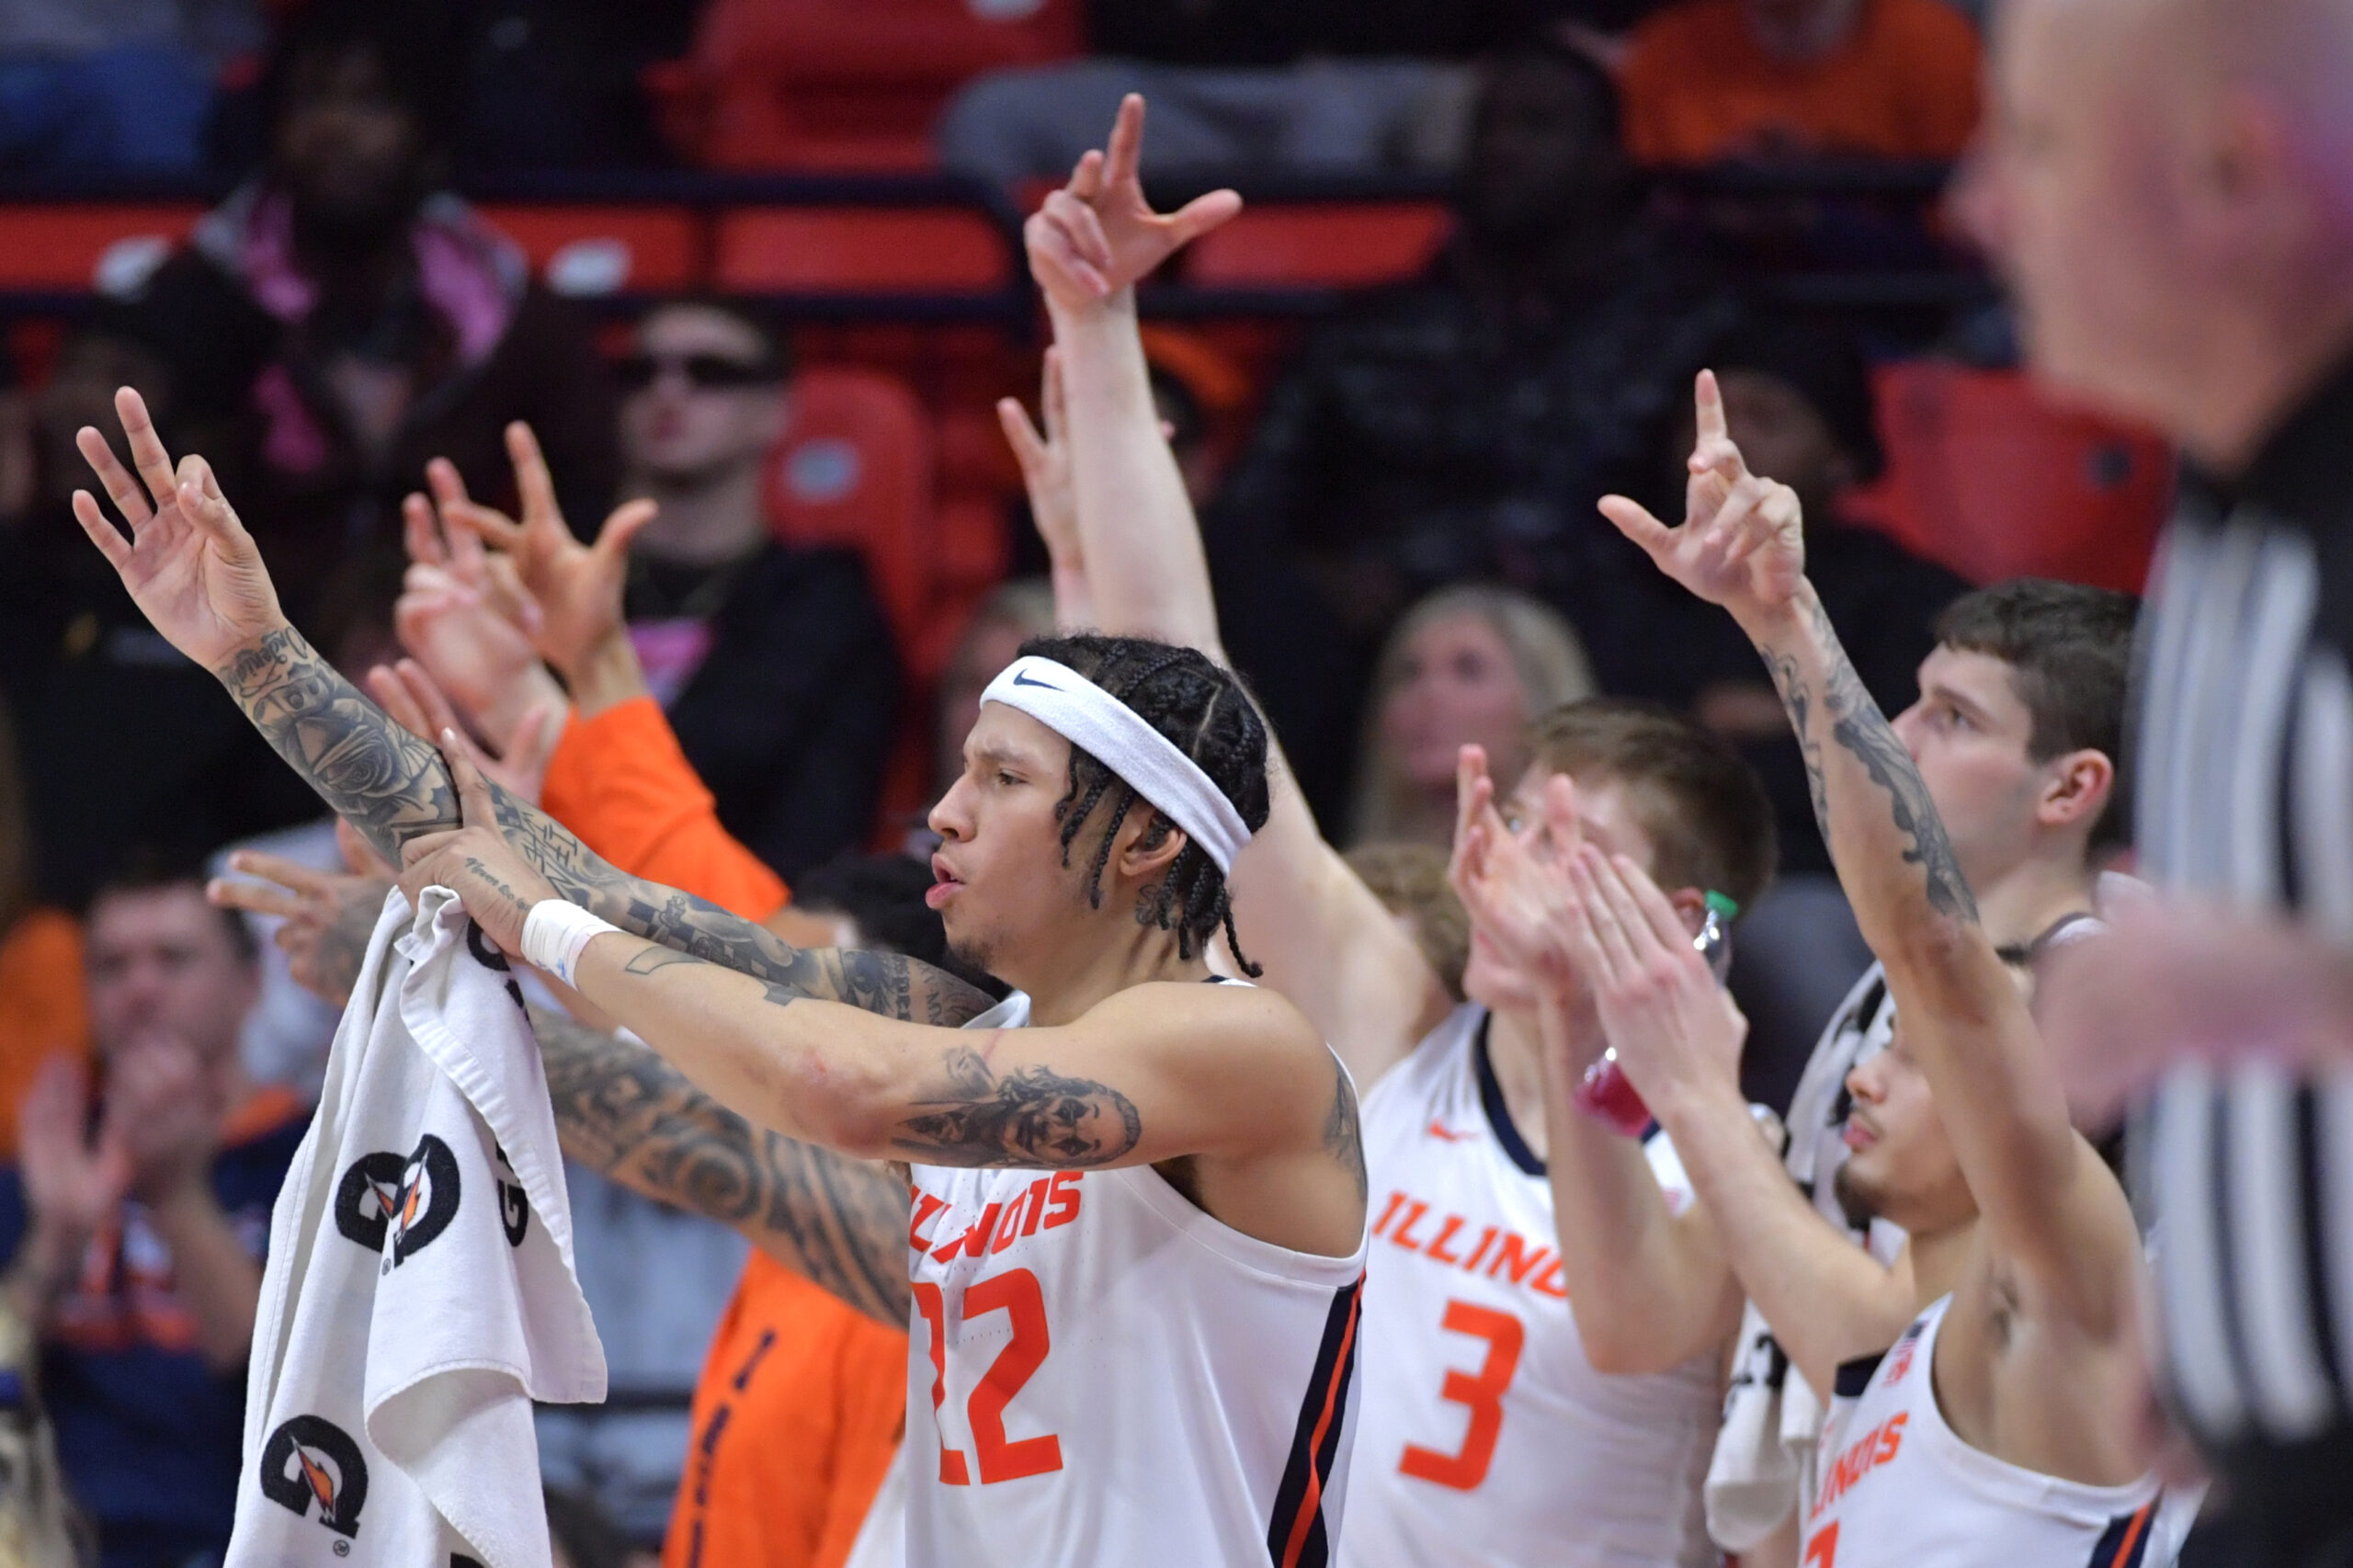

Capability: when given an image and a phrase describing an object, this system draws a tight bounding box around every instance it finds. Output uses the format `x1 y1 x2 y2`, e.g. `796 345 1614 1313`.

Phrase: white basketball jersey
1342 1005 1722 1568
903 992 1371 1568
1806 1295 2161 1568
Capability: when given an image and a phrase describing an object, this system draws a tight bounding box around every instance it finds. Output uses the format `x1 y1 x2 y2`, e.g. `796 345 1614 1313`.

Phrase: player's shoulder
1090 976 1327 1056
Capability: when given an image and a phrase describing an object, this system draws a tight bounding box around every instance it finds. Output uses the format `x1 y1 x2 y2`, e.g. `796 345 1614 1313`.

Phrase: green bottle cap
1704 891 1740 921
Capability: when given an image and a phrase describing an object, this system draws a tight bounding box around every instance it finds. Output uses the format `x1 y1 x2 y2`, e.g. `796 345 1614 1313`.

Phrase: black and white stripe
2132 360 2353 1543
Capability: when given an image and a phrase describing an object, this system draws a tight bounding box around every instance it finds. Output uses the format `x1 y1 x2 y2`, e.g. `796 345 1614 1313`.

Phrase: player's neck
1905 1215 1981 1308
1971 851 2097 951
1483 1006 1552 1164
1016 923 1210 1028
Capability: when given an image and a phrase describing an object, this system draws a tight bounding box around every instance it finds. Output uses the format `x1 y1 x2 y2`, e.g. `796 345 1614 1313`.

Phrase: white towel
229 886 606 1568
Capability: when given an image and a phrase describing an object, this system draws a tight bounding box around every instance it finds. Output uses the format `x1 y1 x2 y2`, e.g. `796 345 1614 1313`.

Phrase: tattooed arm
529 1006 910 1325
1598 373 2138 1336
67 389 993 1029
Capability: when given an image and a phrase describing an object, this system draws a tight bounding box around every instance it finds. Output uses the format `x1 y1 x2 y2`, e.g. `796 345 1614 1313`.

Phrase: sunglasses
615 353 783 392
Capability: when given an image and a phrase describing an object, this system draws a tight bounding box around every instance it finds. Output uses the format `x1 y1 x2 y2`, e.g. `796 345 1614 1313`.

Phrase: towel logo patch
259 1415 369 1540
332 1137 460 1268
493 1142 529 1247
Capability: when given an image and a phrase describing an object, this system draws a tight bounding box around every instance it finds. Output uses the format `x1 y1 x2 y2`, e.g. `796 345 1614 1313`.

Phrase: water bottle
1573 892 1738 1136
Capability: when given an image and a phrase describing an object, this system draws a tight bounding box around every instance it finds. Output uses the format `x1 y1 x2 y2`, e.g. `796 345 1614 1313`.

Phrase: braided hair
1017 634 1271 975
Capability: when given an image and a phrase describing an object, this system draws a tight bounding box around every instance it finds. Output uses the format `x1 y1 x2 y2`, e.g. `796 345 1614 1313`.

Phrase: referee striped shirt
2133 356 2353 1548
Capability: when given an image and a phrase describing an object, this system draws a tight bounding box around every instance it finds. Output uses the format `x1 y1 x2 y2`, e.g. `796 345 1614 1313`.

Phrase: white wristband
520 901 621 988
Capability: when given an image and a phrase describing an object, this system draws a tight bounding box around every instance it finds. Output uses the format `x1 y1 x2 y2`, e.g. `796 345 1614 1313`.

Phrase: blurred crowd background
0 0 2174 1562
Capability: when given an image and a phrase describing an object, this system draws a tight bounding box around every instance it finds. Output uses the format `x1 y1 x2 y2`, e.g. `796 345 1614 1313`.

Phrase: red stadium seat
475 205 704 296
764 365 937 649
713 207 1012 297
1844 362 2173 595
0 204 206 295
647 0 1081 173
1183 202 1455 291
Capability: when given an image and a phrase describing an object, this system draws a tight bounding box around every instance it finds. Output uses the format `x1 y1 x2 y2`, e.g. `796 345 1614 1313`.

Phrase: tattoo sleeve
1754 589 1980 927
1324 1053 1367 1203
529 1006 911 1325
215 625 995 1025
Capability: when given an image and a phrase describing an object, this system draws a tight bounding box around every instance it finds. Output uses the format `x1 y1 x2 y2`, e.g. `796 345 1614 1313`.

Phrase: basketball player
68 392 1370 1567
1018 96 1776 1567
1459 415 2165 1567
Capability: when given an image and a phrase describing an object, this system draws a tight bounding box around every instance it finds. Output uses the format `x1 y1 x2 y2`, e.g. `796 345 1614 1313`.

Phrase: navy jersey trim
1265 1274 1363 1568
2086 1502 2157 1568
1472 1017 1546 1177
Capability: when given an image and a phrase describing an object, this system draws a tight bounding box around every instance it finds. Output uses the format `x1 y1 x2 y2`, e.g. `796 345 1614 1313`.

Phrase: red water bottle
1573 892 1737 1136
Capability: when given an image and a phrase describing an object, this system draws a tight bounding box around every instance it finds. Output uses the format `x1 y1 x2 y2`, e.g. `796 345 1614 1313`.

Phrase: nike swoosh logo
1011 671 1060 690
1426 1120 1472 1142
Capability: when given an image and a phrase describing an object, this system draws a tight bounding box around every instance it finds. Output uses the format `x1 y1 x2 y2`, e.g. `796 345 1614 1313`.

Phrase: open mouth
926 855 964 909
1841 1117 1879 1151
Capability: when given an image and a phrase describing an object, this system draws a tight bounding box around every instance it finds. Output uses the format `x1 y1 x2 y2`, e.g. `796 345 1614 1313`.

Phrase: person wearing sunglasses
603 299 900 884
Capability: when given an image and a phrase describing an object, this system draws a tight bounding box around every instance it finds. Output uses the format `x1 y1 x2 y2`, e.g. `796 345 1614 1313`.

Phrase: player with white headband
68 387 1368 1566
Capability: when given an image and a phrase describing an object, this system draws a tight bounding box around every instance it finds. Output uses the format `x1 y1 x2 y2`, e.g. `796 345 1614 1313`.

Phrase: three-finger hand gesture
1025 94 1243 313
72 388 286 670
1446 745 1586 987
1565 848 1745 1109
430 423 654 681
369 658 563 807
397 737 558 957
210 851 392 1009
999 347 1080 573
1597 371 1807 621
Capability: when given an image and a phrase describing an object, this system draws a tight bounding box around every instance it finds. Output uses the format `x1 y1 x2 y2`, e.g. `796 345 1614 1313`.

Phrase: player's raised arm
1023 95 1454 1082
70 389 995 1030
1600 373 2139 1341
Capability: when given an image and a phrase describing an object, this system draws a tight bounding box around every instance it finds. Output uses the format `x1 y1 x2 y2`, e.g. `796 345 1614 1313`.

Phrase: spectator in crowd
1666 325 1969 872
1140 324 1252 508
1206 44 1741 818
0 858 305 1568
1347 585 1596 847
1343 839 1472 999
0 695 85 1163
0 0 256 173
425 303 901 881
109 0 618 627
1618 0 1982 165
1 330 320 911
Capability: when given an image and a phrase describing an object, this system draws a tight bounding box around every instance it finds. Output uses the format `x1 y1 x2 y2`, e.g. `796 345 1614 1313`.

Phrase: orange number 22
914 1268 1063 1486
1399 1300 1525 1491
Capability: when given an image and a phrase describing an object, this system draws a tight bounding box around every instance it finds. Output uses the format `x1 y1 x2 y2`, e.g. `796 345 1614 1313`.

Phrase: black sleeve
666 549 904 881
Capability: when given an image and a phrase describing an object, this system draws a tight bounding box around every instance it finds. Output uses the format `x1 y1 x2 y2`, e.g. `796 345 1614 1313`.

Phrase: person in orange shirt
0 696 88 1163
1620 0 1982 165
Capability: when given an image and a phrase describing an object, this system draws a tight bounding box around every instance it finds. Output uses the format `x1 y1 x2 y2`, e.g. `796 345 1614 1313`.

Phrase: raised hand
396 488 558 746
1597 371 1807 619
1025 94 1243 312
398 735 560 956
17 1057 131 1243
104 1036 219 1203
1565 847 1746 1110
210 851 393 1008
72 388 286 670
999 347 1079 573
1446 745 1586 986
434 423 655 681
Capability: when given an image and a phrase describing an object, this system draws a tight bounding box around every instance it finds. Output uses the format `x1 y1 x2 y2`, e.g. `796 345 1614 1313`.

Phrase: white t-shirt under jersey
1342 1004 1722 1568
903 991 1371 1568
1806 1295 2161 1568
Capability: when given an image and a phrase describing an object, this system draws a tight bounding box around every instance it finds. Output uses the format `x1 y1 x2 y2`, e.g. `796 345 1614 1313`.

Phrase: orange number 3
1399 1300 1525 1491
914 1268 1064 1486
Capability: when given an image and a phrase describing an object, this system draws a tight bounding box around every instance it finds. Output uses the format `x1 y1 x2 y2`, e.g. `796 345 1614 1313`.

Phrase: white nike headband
980 654 1252 873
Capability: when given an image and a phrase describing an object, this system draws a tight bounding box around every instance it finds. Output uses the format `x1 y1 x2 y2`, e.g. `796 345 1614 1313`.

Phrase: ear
2037 747 2116 835
1665 885 1709 938
1111 807 1190 886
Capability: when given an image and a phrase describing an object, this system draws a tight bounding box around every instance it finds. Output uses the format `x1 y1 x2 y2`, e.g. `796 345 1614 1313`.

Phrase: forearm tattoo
894 1049 1143 1168
213 626 995 1024
529 1006 911 1325
1757 595 1979 924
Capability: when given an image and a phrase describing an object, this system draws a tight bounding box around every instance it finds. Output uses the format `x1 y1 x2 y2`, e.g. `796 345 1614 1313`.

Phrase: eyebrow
1921 679 1999 728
